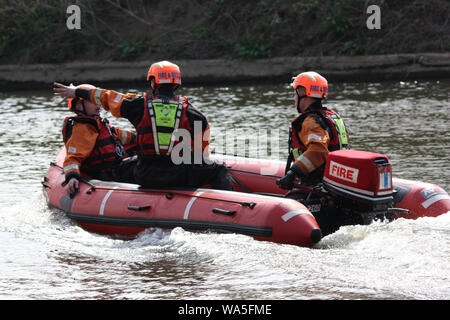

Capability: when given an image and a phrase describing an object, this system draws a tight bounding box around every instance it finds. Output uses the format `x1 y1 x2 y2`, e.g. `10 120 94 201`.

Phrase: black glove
276 164 303 190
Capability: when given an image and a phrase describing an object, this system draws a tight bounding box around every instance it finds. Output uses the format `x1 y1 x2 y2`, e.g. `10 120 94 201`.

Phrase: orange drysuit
63 115 136 182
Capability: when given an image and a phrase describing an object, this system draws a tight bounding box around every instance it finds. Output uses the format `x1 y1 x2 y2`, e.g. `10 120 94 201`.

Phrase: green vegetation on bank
0 0 449 64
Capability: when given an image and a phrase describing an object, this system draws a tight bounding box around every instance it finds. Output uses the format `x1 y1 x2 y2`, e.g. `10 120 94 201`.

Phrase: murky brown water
0 80 449 300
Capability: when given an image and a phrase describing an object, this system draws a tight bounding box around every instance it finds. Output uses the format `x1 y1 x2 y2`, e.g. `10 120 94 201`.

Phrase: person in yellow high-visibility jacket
277 72 350 189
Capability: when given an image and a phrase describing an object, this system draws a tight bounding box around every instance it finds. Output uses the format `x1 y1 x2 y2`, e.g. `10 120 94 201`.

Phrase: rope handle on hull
128 205 151 211
50 161 256 209
212 208 237 215
227 166 317 194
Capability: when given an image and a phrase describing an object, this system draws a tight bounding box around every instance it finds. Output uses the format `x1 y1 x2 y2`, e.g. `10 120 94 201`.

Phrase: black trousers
134 156 233 190
111 156 139 184
88 156 138 184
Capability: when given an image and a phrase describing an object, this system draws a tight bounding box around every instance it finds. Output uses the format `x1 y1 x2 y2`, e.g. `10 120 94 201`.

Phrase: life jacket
290 108 349 158
137 94 190 157
285 107 349 177
62 115 126 173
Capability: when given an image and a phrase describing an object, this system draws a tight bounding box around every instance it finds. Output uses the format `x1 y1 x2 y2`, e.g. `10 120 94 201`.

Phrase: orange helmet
68 84 96 111
147 60 181 88
291 71 328 99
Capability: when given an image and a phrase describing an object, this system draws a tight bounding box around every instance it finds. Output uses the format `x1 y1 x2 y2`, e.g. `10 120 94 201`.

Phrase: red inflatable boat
43 148 321 247
221 151 450 220
43 148 450 247
218 150 450 236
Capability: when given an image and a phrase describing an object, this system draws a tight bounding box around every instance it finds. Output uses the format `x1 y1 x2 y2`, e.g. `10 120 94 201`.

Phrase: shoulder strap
147 95 184 155
167 96 184 154
324 110 349 149
62 116 100 143
285 126 294 174
147 96 160 155
71 115 101 130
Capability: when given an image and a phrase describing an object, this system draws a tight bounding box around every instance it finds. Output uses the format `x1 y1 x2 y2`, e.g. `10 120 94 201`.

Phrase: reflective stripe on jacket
290 107 349 176
137 94 186 156
76 87 211 161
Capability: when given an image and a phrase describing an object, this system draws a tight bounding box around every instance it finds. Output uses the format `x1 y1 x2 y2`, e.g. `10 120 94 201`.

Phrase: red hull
43 150 450 247
216 154 450 220
43 149 321 247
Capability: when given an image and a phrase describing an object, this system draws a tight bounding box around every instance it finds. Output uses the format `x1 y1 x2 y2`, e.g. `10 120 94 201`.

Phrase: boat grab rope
49 162 256 209
226 166 318 194
226 167 282 179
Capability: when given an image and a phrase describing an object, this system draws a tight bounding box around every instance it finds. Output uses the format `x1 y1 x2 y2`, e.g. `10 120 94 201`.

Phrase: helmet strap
295 89 306 113
74 99 88 116
81 100 87 115
149 78 158 95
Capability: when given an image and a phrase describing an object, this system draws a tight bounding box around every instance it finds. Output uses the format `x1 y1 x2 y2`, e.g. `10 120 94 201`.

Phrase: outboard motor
287 150 395 236
322 149 394 223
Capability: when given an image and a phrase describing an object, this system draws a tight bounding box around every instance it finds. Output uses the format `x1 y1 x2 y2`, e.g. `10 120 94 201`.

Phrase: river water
0 80 449 300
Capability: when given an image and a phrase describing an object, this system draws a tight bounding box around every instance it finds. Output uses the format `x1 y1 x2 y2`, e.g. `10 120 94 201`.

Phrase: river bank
1 53 449 90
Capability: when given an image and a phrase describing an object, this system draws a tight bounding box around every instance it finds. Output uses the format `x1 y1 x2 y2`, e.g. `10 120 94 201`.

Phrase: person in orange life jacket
60 84 138 195
277 72 350 190
53 61 233 190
